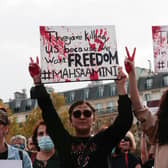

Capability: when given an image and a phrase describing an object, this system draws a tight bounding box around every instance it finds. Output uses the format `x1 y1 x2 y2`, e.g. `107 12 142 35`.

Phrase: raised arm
140 132 148 164
124 47 143 110
124 47 157 143
95 66 133 153
28 57 71 153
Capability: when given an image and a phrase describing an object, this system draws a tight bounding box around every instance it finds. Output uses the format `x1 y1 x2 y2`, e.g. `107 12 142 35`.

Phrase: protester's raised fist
124 47 136 74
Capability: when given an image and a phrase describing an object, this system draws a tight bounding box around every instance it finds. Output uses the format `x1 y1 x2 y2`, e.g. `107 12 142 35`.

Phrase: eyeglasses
123 136 130 142
72 110 92 118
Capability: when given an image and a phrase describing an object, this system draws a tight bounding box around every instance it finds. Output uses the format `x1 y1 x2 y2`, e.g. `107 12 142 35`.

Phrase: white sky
0 0 167 102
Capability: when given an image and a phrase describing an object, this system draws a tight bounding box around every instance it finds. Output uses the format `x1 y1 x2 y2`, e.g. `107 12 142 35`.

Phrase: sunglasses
72 110 92 118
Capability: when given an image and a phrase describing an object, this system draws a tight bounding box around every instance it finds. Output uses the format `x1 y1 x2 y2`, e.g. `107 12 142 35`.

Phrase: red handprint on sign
88 29 109 52
124 47 136 73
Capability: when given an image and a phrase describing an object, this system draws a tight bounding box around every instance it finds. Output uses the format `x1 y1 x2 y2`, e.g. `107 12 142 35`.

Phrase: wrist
117 87 126 95
33 75 41 85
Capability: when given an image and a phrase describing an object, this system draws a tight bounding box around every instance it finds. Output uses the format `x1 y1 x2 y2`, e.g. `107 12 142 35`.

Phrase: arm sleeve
30 85 72 154
95 95 133 153
22 150 33 168
134 107 158 144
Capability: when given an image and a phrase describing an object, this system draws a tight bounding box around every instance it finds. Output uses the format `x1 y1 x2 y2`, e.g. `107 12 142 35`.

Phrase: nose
80 113 85 119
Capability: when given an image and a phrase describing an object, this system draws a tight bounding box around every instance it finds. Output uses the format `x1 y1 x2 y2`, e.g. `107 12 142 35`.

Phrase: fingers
36 56 39 64
125 46 131 58
117 66 127 80
125 46 136 61
30 57 34 63
131 47 136 61
29 56 39 65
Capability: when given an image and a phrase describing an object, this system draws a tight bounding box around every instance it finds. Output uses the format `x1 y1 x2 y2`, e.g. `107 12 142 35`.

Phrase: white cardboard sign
152 25 168 73
0 160 22 168
40 25 119 83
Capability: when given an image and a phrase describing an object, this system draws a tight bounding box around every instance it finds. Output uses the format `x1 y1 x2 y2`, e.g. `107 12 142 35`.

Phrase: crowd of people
0 47 167 168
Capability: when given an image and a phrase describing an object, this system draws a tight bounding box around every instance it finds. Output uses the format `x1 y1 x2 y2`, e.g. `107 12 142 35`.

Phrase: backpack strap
19 150 23 160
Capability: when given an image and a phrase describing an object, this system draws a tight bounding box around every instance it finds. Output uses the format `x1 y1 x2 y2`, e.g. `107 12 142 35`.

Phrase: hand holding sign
124 47 136 74
29 56 41 84
115 66 127 95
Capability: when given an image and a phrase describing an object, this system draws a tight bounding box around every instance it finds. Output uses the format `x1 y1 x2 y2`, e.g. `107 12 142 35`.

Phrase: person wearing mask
32 120 61 168
10 134 27 150
27 136 37 163
27 136 37 152
125 46 168 168
0 108 32 168
28 57 133 168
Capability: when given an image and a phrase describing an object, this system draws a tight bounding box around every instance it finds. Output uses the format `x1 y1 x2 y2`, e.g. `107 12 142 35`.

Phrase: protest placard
40 25 119 83
0 160 22 168
152 25 168 73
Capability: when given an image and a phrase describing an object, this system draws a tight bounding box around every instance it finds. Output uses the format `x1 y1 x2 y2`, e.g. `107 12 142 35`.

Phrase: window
145 78 153 89
69 92 75 102
144 93 151 101
84 88 89 100
25 100 32 111
110 85 116 96
163 75 168 86
106 102 113 113
14 100 21 112
96 103 102 113
125 81 129 92
98 86 104 97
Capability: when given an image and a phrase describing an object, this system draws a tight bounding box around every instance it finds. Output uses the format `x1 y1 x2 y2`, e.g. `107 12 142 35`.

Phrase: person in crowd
27 136 37 152
0 108 32 168
140 132 155 168
27 136 37 163
10 134 27 150
125 46 168 168
28 57 133 168
109 131 141 168
32 120 61 168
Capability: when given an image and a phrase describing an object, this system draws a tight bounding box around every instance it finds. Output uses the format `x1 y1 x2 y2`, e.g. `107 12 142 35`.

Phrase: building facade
5 68 168 122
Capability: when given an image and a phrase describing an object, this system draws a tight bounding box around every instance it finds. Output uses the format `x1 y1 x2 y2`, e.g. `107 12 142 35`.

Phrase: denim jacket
7 144 32 168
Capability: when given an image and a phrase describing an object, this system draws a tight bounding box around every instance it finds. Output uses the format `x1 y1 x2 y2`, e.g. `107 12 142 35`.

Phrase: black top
143 159 154 168
110 152 141 168
0 150 8 159
33 152 61 168
31 85 133 168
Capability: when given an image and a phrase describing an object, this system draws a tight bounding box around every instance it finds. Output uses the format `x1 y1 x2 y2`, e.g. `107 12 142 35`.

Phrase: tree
20 92 68 138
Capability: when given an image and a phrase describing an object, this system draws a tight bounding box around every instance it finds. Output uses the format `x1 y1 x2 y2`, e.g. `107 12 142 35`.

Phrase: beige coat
134 107 168 168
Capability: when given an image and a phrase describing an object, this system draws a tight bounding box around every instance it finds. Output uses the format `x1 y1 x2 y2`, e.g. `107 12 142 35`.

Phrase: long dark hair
156 89 168 145
32 120 46 151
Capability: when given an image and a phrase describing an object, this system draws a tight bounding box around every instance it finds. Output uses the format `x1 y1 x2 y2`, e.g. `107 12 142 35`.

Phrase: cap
0 109 9 125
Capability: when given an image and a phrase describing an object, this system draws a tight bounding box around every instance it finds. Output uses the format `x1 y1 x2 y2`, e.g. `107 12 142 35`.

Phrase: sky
0 0 167 102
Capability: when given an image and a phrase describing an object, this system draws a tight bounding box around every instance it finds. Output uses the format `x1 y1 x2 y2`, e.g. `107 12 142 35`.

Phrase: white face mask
38 136 54 152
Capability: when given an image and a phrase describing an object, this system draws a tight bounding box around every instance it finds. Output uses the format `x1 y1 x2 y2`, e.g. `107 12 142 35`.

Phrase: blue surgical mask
12 144 25 150
38 136 54 152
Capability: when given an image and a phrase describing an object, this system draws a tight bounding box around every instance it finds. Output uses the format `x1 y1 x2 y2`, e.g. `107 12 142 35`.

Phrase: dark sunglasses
72 110 92 118
123 136 131 142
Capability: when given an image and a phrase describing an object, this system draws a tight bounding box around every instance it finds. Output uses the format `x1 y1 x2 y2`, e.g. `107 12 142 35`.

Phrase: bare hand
115 66 127 95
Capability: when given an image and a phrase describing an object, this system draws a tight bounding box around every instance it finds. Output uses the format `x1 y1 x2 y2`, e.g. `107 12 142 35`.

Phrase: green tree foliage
20 107 42 138
6 92 73 139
